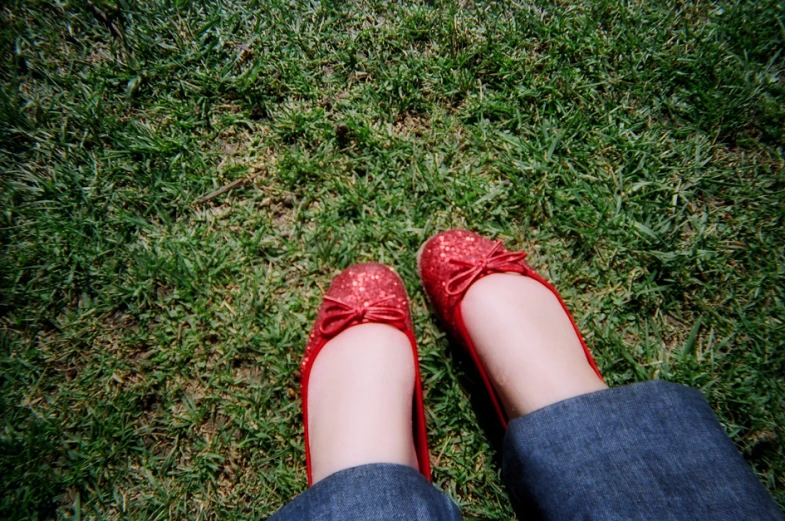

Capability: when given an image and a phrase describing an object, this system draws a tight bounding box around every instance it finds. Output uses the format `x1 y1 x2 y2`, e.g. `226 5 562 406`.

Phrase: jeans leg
270 463 462 521
502 380 783 520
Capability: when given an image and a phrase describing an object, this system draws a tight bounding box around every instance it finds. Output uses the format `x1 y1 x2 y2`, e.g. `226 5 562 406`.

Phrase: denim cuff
503 380 783 520
270 463 460 521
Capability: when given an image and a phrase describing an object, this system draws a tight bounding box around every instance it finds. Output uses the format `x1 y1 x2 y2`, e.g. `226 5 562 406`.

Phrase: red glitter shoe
300 263 430 485
417 230 603 428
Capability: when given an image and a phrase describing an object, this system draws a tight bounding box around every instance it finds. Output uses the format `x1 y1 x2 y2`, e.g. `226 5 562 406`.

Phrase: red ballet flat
300 263 430 485
417 230 603 428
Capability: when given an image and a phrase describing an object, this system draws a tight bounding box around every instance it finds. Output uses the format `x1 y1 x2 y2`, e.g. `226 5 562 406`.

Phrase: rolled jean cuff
502 380 782 520
269 463 461 521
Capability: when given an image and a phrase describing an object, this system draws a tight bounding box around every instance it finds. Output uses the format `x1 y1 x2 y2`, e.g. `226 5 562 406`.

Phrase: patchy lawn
1 1 783 518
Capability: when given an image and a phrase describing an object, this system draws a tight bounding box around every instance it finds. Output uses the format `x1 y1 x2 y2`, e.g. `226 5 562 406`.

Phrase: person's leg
271 323 461 521
461 273 606 418
306 323 418 483
461 272 783 520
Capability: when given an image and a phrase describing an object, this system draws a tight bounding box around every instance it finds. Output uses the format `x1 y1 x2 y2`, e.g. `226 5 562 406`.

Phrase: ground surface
1 0 784 519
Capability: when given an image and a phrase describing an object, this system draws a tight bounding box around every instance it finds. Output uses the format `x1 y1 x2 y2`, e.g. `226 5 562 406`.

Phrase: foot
418 230 606 424
461 273 607 419
300 263 429 485
307 323 418 484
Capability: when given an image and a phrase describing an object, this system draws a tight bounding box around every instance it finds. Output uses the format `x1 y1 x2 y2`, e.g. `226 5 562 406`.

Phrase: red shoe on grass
417 230 603 428
300 263 431 485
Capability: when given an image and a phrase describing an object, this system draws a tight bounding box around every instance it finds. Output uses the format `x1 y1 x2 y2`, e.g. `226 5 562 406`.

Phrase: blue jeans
271 381 783 520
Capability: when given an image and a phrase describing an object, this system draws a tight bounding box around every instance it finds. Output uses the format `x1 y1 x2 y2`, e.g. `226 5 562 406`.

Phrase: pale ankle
306 323 418 483
461 273 607 418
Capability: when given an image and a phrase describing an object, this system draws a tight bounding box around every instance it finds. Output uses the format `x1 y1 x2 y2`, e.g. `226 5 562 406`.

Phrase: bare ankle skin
306 323 418 484
460 273 607 419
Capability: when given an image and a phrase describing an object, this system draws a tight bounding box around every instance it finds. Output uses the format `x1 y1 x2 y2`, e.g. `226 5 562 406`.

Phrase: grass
1 0 784 518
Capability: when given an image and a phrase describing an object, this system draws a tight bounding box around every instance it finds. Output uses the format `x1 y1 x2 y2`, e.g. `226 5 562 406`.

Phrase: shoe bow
318 295 407 337
446 241 527 296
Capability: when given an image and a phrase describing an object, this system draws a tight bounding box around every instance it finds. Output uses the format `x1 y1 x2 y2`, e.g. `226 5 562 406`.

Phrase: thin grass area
1 0 784 519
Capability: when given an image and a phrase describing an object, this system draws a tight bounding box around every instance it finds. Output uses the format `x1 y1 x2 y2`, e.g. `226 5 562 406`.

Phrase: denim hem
503 380 783 520
270 463 461 521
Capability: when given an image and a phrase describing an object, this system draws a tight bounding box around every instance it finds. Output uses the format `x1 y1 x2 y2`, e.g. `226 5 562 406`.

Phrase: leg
306 323 418 483
461 273 606 418
462 273 782 520
501 381 783 520
271 323 460 521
